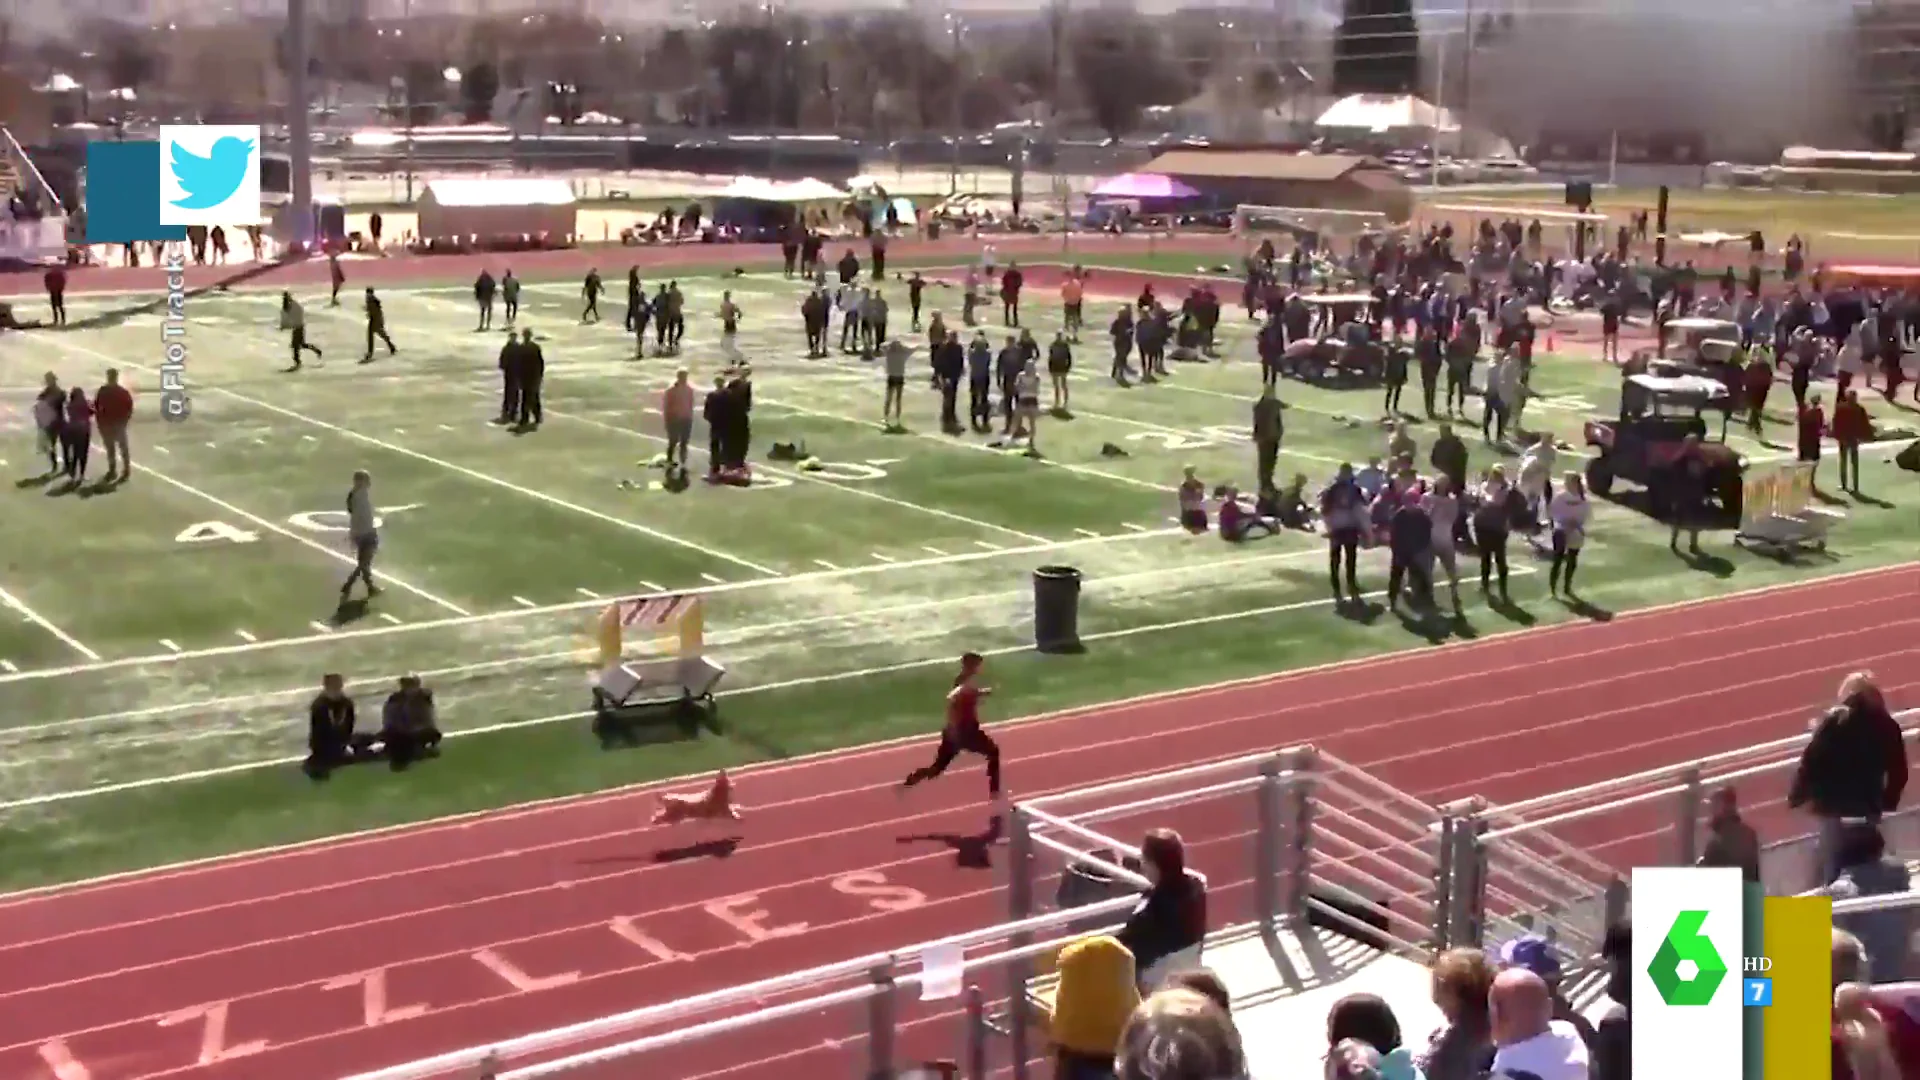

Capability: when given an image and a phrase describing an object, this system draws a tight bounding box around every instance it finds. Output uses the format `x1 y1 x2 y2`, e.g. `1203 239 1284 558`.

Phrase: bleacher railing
356 711 1919 1079
1442 707 1920 974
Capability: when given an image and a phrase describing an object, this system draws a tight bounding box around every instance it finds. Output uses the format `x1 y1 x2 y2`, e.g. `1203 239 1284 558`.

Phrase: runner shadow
1487 595 1537 626
898 826 997 870
577 836 742 866
1558 595 1614 623
1676 550 1736 578
1851 491 1895 509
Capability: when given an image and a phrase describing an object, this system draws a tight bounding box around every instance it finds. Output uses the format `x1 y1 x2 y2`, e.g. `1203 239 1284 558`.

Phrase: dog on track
651 770 742 826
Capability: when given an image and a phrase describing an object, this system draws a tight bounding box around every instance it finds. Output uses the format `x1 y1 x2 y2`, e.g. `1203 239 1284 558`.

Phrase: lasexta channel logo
1647 909 1730 1006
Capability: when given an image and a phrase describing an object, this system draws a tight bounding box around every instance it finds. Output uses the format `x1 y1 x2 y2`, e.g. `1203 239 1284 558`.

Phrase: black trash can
1032 565 1083 654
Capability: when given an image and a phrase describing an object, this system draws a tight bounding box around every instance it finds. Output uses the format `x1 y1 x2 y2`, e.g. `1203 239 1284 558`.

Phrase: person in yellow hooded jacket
1050 934 1142 1080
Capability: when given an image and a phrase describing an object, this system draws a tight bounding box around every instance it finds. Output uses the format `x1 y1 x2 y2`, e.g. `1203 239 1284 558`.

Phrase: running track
3 566 1916 1080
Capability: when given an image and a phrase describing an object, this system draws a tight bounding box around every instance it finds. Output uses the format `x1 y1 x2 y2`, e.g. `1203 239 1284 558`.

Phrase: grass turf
0 264 1913 890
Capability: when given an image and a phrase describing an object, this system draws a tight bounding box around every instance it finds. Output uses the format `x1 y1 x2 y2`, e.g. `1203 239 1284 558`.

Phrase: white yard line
0 584 101 662
575 587 602 599
0 542 1346 756
131 459 472 615
0 560 1539 813
761 393 1177 493
45 334 782 580
377 613 403 625
158 640 182 654
481 389 1053 545
309 620 335 634
870 553 896 563
512 596 538 609
0 521 1195 686
0 660 16 674
235 630 257 643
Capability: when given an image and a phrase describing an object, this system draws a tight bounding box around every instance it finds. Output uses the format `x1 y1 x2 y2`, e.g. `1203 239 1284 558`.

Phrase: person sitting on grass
305 673 367 780
1216 484 1278 542
1177 466 1209 533
380 675 443 770
1262 474 1317 531
1355 457 1388 501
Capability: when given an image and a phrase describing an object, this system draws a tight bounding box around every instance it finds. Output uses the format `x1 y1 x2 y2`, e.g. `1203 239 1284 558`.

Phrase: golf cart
1285 293 1385 385
1585 372 1746 518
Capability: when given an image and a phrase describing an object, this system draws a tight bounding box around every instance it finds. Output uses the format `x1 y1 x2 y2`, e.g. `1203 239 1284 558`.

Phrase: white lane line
155 446 172 454
235 630 257 643
377 613 403 626
576 588 601 599
512 596 538 609
922 546 948 556
813 559 840 570
973 540 1002 551
309 621 335 634
0 585 101 662
0 660 16 674
1123 523 1149 532
158 640 182 654
870 553 896 563
45 335 781 579
1073 528 1101 538
0 525 1192 686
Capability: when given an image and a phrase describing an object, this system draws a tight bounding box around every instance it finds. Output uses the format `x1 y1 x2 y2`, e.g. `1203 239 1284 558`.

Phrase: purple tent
1091 173 1202 199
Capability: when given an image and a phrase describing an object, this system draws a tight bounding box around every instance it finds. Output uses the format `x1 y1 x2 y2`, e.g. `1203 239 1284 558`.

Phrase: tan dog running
651 770 742 825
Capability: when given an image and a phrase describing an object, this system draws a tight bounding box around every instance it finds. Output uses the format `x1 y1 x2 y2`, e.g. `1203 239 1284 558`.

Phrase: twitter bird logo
168 136 255 210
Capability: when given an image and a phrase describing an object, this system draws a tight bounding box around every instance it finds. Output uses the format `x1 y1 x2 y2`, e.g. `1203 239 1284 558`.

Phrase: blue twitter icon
169 137 253 209
158 125 262 226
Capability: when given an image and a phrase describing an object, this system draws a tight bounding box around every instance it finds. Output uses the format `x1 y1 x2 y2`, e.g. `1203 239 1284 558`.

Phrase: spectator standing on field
1790 672 1908 881
93 368 134 483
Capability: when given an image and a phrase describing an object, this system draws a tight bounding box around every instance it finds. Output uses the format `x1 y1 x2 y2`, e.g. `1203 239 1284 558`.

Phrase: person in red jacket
1832 389 1876 494
93 368 135 482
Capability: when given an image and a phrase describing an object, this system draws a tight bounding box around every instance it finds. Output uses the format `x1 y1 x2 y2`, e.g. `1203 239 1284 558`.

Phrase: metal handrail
1832 889 1920 915
341 889 1147 1080
1022 748 1298 808
494 917 1129 1079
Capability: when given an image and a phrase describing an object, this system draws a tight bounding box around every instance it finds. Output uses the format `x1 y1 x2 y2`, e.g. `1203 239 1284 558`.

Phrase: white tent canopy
716 176 847 203
416 178 577 243
1314 94 1459 134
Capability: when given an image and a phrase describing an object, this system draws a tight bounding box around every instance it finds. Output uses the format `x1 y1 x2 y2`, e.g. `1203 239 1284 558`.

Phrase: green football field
0 262 1912 887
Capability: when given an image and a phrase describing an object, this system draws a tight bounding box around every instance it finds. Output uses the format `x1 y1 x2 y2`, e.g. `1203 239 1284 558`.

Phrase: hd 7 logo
1648 910 1730 1006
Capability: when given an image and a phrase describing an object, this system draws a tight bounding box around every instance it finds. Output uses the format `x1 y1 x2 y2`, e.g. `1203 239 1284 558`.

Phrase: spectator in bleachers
1487 969 1589 1080
1496 936 1597 1050
1326 993 1425 1079
1698 786 1762 884
1791 672 1908 881
1115 989 1245 1080
1416 948 1495 1079
1327 1038 1386 1080
1115 829 1207 991
1593 922 1631 1080
1835 983 1903 1080
1817 824 1915 984
1161 970 1229 1016
1049 934 1140 1080
1832 929 1920 1079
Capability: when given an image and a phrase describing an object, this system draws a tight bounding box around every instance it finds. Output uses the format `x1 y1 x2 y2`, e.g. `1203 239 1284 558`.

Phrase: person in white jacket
1546 472 1591 599
1516 434 1557 527
1488 969 1590 1080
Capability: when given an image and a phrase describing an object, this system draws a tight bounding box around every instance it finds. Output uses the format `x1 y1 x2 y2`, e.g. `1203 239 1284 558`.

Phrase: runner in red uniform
900 652 1003 799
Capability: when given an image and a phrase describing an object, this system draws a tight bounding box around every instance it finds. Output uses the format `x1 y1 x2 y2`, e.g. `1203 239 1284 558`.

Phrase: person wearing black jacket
703 375 730 478
1473 466 1523 600
380 675 442 770
1791 672 1909 879
305 674 361 780
723 369 754 470
1667 435 1708 556
1387 492 1433 611
933 335 965 433
1114 828 1208 988
496 334 523 424
514 329 543 429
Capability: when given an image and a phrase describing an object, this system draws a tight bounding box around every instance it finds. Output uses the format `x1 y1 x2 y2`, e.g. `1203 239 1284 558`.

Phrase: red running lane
1 567 1914 1080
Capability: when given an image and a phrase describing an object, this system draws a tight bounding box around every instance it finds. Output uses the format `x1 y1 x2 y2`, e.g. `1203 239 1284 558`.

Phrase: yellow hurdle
595 593 704 668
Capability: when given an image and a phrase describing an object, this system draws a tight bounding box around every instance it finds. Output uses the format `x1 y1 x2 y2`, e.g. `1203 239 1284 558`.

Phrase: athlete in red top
899 652 1003 799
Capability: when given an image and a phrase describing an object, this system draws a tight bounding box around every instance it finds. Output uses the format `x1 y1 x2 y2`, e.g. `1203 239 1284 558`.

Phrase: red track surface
3 567 1917 1080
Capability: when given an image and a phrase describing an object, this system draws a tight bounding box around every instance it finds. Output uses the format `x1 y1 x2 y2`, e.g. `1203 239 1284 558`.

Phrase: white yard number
176 522 260 544
1533 396 1597 413
1123 427 1251 452
687 461 891 493
1123 432 1215 451
287 504 421 533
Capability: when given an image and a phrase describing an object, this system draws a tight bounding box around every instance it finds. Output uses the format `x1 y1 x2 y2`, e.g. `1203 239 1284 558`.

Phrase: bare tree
1069 15 1185 138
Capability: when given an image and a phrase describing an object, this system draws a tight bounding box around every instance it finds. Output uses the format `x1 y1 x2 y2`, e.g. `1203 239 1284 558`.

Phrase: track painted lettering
831 871 928 914
608 917 693 963
157 1002 268 1065
320 969 428 1027
176 521 260 544
288 504 423 532
470 948 580 992
37 1040 92 1080
1123 431 1216 451
804 461 890 482
703 893 809 943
